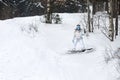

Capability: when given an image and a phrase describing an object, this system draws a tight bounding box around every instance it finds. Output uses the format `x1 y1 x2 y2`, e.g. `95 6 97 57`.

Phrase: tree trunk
46 0 52 23
113 0 116 18
90 5 94 32
109 0 114 41
87 0 91 32
93 2 96 14
105 0 109 13
118 1 120 15
115 0 118 36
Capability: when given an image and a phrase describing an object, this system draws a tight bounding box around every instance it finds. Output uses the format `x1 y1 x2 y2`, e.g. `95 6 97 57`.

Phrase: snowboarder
72 24 85 50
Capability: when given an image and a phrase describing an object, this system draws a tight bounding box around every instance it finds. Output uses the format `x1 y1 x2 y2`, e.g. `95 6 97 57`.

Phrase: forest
0 0 120 19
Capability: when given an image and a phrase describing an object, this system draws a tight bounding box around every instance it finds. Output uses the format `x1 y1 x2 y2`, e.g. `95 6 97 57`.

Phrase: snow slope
0 13 120 80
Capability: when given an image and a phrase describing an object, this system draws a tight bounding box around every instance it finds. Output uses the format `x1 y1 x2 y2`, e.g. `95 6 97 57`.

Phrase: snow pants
73 37 85 50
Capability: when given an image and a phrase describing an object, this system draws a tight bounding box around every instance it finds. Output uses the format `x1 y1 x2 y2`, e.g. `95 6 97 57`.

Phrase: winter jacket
74 30 83 39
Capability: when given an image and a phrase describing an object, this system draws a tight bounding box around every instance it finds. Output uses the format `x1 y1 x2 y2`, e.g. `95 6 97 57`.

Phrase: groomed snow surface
0 13 120 80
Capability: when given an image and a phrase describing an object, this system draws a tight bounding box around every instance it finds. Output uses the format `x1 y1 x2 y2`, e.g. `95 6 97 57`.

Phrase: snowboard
67 48 94 54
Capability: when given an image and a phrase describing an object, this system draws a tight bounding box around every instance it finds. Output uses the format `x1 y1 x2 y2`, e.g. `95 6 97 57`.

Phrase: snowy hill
0 13 120 80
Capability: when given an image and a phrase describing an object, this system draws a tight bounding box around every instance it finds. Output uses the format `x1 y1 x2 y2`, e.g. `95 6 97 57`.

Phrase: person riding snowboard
72 24 85 50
